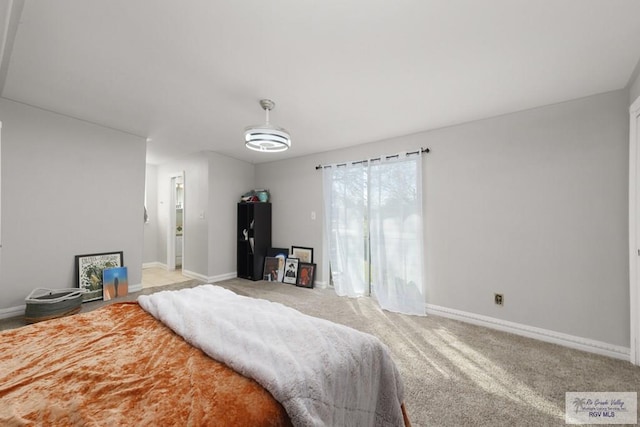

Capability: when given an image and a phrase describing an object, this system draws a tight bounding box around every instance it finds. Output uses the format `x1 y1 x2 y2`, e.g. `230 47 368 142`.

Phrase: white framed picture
283 258 299 285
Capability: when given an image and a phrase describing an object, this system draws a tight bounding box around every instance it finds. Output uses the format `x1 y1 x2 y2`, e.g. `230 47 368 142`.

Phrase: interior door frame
629 96 640 366
167 171 184 271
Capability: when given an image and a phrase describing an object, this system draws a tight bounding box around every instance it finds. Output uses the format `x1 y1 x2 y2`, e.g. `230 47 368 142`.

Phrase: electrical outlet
494 293 504 306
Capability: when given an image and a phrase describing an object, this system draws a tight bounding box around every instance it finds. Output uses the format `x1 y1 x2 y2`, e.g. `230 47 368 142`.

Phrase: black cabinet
237 202 271 280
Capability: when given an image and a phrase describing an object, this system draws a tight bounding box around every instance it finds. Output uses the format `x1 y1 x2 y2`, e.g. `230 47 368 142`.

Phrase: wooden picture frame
296 263 316 288
291 246 313 264
283 258 299 285
75 251 123 302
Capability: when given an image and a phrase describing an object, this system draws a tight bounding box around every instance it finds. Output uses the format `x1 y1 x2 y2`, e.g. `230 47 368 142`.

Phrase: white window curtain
322 162 369 297
322 153 426 315
369 156 425 315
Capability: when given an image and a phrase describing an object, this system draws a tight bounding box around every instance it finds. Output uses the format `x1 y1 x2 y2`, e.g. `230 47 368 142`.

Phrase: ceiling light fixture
245 99 291 152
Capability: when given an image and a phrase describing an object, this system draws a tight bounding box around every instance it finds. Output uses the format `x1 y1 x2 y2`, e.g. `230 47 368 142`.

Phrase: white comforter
138 284 405 427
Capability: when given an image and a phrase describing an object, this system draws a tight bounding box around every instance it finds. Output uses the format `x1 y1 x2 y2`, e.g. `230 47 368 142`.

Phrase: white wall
0 98 146 310
207 151 254 279
143 163 159 264
255 155 325 280
257 90 630 347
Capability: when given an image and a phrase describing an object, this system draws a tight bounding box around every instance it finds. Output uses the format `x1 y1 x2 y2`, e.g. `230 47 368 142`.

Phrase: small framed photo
263 256 280 282
283 258 300 285
103 266 129 300
296 263 316 288
291 246 313 264
75 251 123 302
267 248 288 281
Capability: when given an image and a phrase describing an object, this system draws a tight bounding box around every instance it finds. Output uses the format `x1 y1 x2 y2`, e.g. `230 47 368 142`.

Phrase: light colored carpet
214 279 640 427
3 278 639 426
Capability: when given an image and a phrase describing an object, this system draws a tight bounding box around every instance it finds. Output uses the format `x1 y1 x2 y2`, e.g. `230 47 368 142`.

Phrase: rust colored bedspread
0 302 291 426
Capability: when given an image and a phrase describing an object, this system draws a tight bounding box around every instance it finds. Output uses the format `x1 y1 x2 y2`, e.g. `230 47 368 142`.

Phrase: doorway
167 173 185 272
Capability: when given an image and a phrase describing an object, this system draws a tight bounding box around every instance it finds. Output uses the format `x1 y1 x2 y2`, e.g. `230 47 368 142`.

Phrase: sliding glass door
323 154 425 315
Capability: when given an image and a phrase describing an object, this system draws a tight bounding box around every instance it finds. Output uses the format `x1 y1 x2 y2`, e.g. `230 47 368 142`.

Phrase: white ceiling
1 0 639 165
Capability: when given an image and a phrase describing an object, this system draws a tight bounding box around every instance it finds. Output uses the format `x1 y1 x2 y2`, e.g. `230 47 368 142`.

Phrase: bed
0 285 410 426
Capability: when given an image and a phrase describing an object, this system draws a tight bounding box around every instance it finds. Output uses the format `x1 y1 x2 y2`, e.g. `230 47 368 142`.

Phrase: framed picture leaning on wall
291 246 313 264
102 266 129 300
74 251 123 302
267 248 288 282
283 258 299 285
263 256 280 282
296 263 316 288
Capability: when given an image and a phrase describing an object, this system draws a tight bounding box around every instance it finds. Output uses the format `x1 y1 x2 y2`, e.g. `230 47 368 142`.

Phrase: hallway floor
142 266 189 288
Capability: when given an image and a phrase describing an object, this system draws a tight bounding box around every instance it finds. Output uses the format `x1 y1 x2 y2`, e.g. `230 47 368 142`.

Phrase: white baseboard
182 270 237 283
426 304 630 362
129 283 143 293
143 263 238 284
0 304 25 320
208 272 239 283
142 266 237 284
143 262 166 269
181 269 209 282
